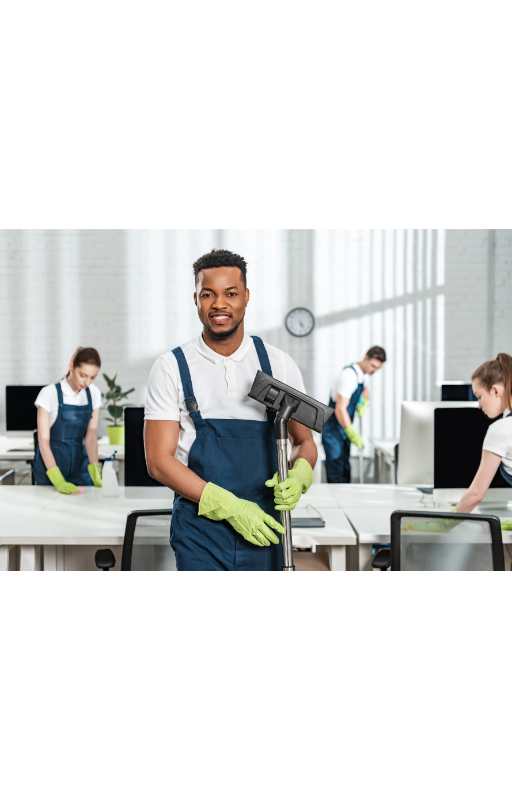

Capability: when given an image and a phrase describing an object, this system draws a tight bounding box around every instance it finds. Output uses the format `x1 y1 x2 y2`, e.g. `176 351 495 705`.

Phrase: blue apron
321 364 365 461
170 336 283 571
33 383 93 486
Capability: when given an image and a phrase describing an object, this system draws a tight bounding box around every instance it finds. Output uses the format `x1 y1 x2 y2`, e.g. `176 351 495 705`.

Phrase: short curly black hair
193 249 247 285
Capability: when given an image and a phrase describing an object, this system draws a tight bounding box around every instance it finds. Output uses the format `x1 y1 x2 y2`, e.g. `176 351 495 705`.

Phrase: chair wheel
95 548 116 571
372 548 391 571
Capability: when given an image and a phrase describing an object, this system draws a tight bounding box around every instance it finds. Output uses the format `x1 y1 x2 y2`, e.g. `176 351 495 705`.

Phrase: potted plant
102 372 135 445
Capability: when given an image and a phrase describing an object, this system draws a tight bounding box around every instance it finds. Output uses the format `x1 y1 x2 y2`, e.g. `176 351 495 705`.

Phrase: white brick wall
444 229 512 381
494 230 512 354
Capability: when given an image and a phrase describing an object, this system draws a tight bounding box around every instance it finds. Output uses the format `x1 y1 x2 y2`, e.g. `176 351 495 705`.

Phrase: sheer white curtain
313 230 445 441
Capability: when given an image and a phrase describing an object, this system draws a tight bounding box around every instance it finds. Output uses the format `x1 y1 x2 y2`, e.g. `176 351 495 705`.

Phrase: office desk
0 486 170 570
0 485 356 571
327 485 512 569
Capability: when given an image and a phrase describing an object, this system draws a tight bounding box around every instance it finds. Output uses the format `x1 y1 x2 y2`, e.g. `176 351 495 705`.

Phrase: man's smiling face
194 266 249 341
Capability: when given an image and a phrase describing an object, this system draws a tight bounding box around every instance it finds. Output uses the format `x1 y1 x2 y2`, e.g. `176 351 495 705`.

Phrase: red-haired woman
33 347 103 493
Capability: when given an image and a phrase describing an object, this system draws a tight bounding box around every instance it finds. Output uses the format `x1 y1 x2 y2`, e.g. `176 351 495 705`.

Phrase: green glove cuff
47 466 66 489
198 482 236 521
88 463 102 488
345 424 358 443
288 458 313 494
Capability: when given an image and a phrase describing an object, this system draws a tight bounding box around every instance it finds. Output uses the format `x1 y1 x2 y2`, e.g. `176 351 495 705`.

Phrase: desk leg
0 546 11 571
42 546 65 570
359 544 373 571
19 546 41 571
327 546 346 571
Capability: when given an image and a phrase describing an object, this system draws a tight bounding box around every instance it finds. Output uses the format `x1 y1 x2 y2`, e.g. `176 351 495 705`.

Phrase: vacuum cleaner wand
248 371 334 571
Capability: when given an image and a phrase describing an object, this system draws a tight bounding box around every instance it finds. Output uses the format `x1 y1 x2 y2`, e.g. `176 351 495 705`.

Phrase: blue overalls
321 364 364 483
33 383 94 486
169 336 283 571
499 464 512 487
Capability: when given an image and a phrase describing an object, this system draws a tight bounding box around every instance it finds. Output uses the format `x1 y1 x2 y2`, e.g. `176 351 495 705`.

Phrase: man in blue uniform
144 249 317 570
321 346 386 483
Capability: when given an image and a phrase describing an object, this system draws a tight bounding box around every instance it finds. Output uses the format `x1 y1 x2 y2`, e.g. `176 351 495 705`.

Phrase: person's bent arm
456 450 501 513
84 409 100 464
37 407 57 471
145 419 283 546
288 420 317 469
334 394 351 429
144 419 206 502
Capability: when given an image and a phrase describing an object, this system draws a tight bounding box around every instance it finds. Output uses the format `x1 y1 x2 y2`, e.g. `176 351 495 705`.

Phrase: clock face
285 307 315 337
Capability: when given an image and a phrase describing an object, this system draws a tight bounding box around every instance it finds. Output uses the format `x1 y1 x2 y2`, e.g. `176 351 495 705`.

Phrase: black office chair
94 508 171 571
389 510 505 571
95 408 170 570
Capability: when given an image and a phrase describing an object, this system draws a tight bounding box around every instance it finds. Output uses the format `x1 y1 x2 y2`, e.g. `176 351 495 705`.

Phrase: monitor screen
397 400 478 485
441 383 476 401
124 407 162 487
5 385 44 431
434 407 508 488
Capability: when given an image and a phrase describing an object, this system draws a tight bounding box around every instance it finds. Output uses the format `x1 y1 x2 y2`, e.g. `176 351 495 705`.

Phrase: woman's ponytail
472 352 512 407
496 353 512 407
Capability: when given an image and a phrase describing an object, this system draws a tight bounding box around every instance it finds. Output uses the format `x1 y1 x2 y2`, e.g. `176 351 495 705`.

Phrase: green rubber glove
345 424 364 449
265 458 314 512
356 396 368 417
403 518 456 533
198 482 284 547
46 466 79 494
501 519 512 531
88 463 102 488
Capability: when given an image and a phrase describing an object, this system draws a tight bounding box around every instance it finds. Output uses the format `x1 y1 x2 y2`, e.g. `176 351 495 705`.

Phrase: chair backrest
390 510 505 571
124 407 163 487
121 509 173 570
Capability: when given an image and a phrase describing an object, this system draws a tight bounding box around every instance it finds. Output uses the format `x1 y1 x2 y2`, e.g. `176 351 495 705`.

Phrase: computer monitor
441 382 476 401
434 407 512 505
5 385 44 431
124 407 163 488
397 400 478 486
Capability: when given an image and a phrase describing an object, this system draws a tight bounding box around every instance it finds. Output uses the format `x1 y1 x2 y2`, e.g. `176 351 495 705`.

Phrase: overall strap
55 383 64 406
85 386 93 413
251 335 273 376
171 347 202 422
251 336 275 423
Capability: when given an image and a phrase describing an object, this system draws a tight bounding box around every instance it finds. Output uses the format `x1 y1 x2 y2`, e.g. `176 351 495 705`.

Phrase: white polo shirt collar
195 333 253 365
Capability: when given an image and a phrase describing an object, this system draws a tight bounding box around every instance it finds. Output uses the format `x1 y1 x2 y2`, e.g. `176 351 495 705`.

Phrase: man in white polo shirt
321 346 386 483
144 249 317 571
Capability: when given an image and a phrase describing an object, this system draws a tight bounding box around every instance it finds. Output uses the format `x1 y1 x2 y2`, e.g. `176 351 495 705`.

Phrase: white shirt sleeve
482 418 509 458
336 367 358 400
34 384 57 414
89 384 102 410
145 354 181 421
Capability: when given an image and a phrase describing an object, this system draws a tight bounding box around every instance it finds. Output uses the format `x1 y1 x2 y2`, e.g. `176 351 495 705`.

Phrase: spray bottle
102 450 120 497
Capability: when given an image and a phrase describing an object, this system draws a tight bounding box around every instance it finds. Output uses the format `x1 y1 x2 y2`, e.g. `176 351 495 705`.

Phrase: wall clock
284 307 315 337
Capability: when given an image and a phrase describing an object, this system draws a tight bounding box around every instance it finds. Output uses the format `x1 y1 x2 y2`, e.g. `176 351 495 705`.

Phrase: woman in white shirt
457 353 512 512
33 347 103 494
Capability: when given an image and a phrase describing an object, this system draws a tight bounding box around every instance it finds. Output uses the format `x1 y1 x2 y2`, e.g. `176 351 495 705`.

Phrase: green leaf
108 404 124 419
